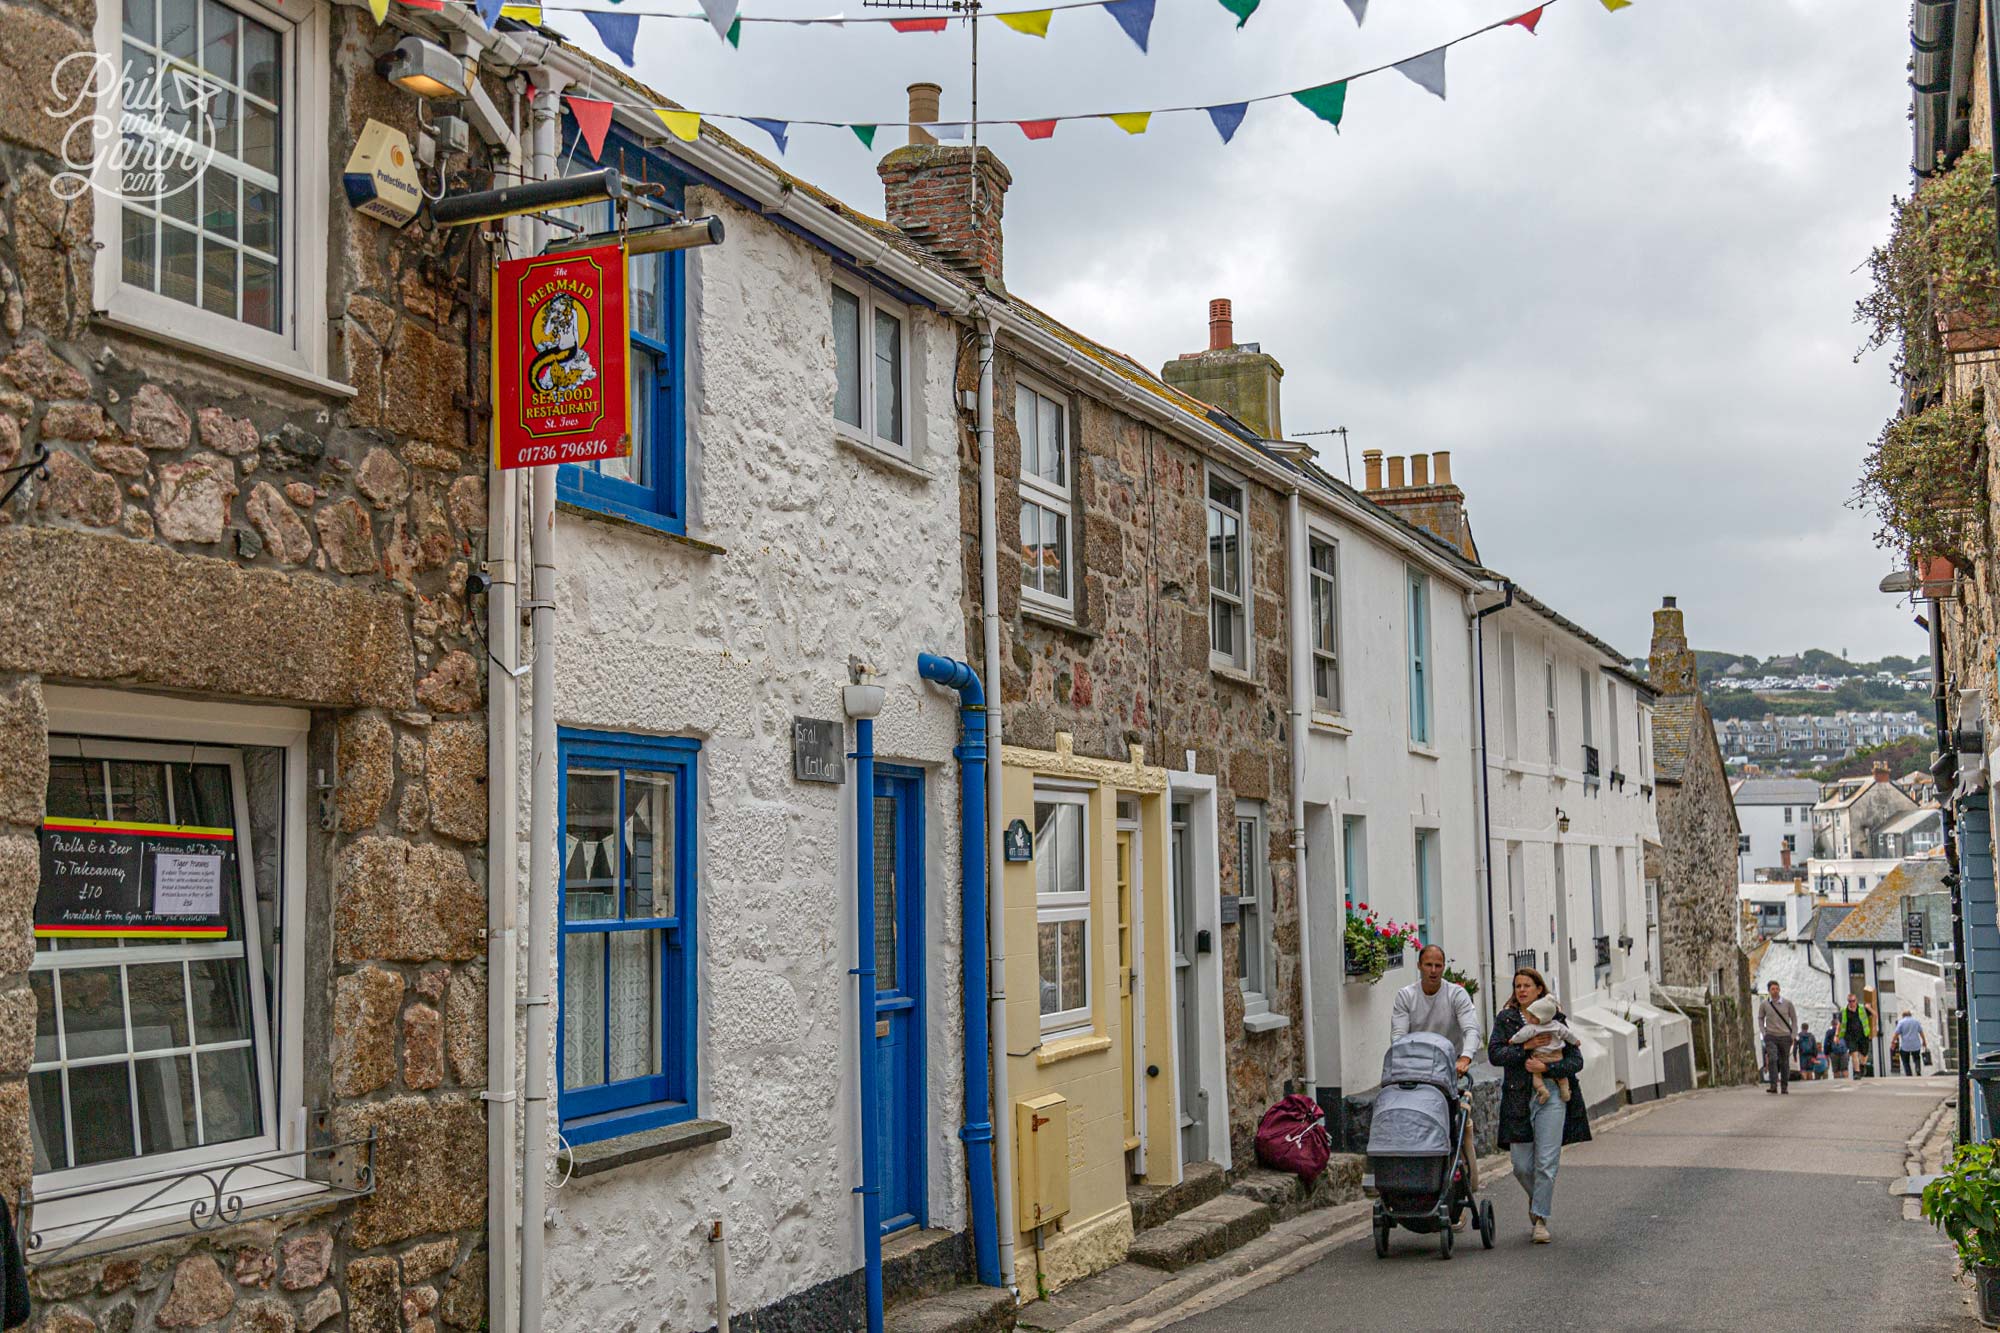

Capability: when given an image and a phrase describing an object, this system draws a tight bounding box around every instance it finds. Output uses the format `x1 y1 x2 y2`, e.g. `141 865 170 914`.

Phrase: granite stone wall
0 5 496 1327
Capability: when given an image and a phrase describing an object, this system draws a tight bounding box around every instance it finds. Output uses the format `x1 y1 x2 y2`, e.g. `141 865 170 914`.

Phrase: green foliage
1804 735 1930 782
1707 681 1924 722
1857 151 2000 402
1854 396 1987 562
1343 910 1388 983
1443 966 1479 997
1924 1141 2000 1271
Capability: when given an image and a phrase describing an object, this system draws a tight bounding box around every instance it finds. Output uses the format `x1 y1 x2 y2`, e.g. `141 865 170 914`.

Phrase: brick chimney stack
1160 296 1285 437
878 82 1012 290
1360 450 1479 561
1649 596 1698 697
1872 760 1892 784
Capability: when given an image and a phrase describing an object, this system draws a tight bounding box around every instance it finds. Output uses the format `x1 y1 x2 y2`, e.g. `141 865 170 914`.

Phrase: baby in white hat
1510 994 1578 1104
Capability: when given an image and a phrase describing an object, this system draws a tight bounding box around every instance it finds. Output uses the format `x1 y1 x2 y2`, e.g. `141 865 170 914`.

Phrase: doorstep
885 1284 1017 1333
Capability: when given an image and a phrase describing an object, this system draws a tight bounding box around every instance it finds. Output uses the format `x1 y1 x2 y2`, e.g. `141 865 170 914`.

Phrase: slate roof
1826 860 1947 945
1651 695 1699 783
1810 904 1855 957
1734 778 1822 806
1879 806 1943 837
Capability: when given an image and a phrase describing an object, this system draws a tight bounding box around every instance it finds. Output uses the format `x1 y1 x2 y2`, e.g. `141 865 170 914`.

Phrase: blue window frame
553 129 689 535
556 728 699 1143
1407 569 1431 745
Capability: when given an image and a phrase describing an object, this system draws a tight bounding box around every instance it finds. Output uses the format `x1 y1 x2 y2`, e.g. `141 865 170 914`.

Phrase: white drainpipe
1284 489 1317 1093
976 309 1017 1294
518 63 566 1333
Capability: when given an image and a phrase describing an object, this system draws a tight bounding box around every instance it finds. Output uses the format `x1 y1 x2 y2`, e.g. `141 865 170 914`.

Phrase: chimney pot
907 82 941 146
1208 298 1234 351
1433 450 1452 485
1662 596 1677 609
1387 456 1406 489
1362 449 1383 491
1411 453 1430 487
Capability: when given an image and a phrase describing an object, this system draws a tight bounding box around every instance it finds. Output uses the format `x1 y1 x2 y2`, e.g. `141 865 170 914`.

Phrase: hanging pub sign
36 817 235 939
493 243 631 471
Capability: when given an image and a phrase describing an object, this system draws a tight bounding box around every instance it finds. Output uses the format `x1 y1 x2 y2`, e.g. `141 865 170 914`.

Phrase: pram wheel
1478 1199 1495 1250
1438 1222 1454 1260
1373 1220 1390 1258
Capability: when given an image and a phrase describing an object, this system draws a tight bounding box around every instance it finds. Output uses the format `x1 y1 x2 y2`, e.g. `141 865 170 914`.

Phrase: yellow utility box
1015 1093 1071 1229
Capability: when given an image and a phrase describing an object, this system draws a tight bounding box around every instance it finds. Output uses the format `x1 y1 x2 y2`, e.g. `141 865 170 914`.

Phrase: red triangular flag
1505 6 1543 31
396 0 445 10
890 16 948 31
1018 119 1057 140
567 95 614 162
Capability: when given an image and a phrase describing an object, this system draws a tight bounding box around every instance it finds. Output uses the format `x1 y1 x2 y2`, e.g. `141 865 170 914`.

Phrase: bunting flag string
511 0 1624 162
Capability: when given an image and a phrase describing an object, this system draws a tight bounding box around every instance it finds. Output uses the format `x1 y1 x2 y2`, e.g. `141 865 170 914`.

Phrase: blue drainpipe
917 652 1000 1287
852 716 885 1333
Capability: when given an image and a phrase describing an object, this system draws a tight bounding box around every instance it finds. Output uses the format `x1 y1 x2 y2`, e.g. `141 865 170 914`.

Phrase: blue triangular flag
1342 0 1366 23
1104 0 1154 52
1205 102 1247 144
584 10 640 65
747 117 790 153
476 0 503 27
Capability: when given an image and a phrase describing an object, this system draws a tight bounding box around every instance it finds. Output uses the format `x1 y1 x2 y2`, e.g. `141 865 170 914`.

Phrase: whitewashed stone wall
529 190 970 1331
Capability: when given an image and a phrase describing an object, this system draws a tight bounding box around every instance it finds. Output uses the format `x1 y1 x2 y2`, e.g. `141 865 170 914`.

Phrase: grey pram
1365 1032 1494 1258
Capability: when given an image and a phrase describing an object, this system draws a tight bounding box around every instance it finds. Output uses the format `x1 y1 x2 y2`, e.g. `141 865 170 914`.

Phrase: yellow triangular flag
997 9 1052 36
367 0 388 22
1107 112 1151 135
655 109 701 142
500 3 541 20
1599 0 1631 9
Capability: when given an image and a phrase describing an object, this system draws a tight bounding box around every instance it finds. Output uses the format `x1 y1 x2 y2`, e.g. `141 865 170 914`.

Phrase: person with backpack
1840 992 1874 1078
1795 1024 1820 1080
1757 981 1800 1094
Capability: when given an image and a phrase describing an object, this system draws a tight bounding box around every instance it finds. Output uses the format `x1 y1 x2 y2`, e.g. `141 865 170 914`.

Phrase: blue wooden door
873 767 927 1234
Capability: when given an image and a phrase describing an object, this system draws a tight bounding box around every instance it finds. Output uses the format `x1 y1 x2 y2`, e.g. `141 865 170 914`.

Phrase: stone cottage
1647 599 1757 1086
0 0 495 1328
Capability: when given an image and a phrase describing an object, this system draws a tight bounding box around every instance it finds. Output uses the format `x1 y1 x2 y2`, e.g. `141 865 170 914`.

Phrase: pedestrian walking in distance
1840 992 1873 1080
1893 1010 1928 1076
1488 967 1590 1245
1757 980 1799 1095
1390 943 1482 1211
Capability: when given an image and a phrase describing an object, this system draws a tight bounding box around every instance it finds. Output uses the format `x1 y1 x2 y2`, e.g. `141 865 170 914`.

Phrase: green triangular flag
726 16 741 45
1215 0 1257 25
1293 80 1347 129
850 124 878 149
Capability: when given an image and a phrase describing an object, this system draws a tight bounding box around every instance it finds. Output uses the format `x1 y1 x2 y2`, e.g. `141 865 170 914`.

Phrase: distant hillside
1803 736 1930 782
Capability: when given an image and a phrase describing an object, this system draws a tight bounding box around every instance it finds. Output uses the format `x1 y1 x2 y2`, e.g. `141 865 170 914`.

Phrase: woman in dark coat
1487 967 1589 1244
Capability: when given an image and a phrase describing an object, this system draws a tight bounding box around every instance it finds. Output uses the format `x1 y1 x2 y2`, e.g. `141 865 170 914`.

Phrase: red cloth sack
1253 1093 1331 1186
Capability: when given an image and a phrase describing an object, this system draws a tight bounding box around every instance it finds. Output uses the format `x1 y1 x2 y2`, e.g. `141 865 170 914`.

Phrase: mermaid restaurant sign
494 244 631 471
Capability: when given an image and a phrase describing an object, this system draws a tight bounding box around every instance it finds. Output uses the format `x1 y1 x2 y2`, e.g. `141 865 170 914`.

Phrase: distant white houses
1731 777 1818 882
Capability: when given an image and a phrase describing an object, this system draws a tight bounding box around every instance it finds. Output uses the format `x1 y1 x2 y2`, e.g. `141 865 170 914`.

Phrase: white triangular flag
930 122 966 140
1394 46 1446 99
1342 0 1366 24
697 0 737 40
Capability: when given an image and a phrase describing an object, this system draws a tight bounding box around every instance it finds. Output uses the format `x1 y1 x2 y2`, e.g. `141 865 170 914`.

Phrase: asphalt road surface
1161 1076 1974 1333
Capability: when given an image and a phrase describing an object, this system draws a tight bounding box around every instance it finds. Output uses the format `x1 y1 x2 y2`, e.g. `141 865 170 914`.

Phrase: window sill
1021 605 1100 640
1408 743 1439 761
557 499 727 555
1035 1033 1112 1067
835 431 932 481
29 1174 343 1268
558 1118 733 1180
1243 1010 1291 1035
93 311 356 399
1210 663 1261 691
1310 712 1351 736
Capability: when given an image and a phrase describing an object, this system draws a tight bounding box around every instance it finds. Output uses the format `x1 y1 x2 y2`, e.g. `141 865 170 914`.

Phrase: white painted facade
1732 780 1818 881
525 189 972 1331
1478 600 1678 1102
1292 492 1484 1102
1806 856 1900 905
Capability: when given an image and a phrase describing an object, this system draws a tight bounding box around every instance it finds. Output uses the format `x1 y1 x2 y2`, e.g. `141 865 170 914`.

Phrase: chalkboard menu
37 818 235 939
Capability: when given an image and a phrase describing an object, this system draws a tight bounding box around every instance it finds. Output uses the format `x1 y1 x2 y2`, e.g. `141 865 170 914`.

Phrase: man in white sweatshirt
1390 944 1483 1199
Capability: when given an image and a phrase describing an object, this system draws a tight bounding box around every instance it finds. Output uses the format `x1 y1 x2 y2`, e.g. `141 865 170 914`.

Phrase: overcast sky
557 0 1917 662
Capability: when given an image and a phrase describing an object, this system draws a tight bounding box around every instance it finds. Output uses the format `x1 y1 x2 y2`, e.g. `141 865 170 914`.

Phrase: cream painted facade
998 736 1198 1296
525 184 972 1330
1293 492 1485 1106
1479 601 1683 1105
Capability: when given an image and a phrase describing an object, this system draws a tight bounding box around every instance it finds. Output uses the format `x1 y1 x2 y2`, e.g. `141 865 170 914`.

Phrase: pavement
1149 1074 1977 1333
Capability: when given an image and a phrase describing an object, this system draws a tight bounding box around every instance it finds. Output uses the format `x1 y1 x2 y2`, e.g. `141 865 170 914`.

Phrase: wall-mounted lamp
544 216 726 257
430 167 625 229
1555 809 1571 835
377 35 467 100
1879 569 1920 595
844 656 885 720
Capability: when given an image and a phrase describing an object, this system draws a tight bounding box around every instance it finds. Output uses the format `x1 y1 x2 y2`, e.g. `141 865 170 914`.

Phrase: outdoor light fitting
1556 809 1571 835
543 216 726 257
377 35 466 100
430 168 624 229
1879 569 1921 595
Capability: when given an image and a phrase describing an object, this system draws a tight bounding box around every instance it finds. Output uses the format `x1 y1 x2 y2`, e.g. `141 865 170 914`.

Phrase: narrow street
1160 1079 1974 1333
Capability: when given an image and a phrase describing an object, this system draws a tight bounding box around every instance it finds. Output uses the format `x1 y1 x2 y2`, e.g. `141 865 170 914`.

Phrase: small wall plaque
792 717 846 784
1004 819 1033 862
1219 893 1241 926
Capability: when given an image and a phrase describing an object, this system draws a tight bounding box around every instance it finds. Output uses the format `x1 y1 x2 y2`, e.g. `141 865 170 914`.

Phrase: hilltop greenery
1803 736 1930 783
